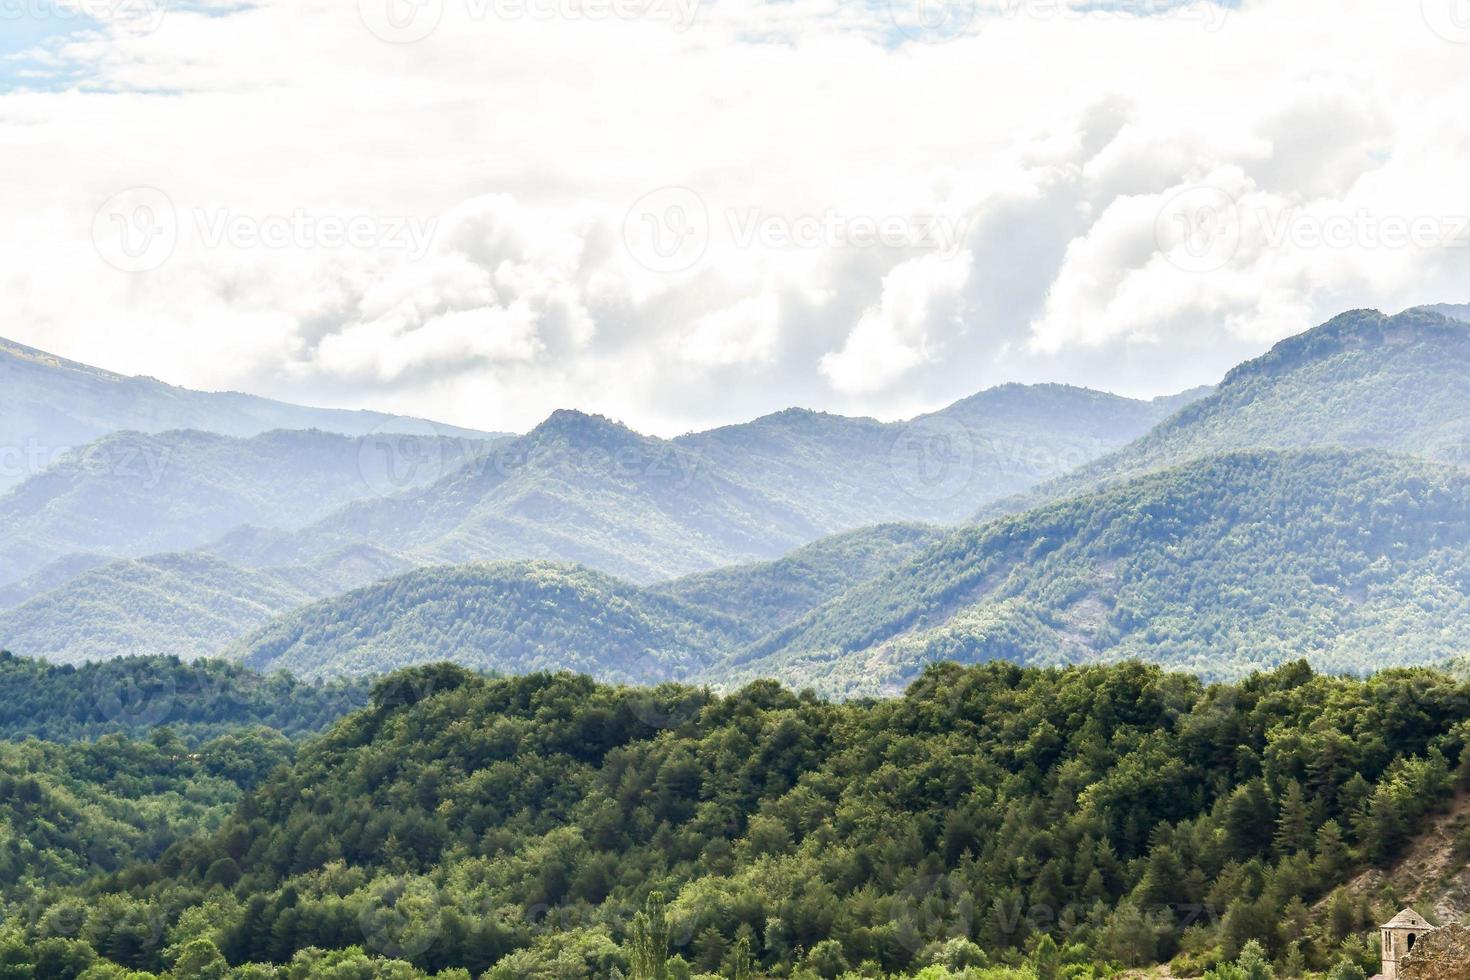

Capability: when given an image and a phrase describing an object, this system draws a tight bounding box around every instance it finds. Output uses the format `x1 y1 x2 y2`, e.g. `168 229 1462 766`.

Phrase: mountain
209 384 1204 584
229 523 946 682
981 307 1470 519
677 384 1205 526
232 561 741 683
0 546 414 665
0 428 488 588
0 334 504 494
726 449 1470 696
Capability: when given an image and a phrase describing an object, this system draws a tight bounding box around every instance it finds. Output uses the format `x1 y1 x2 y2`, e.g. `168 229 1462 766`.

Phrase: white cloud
2 0 1468 434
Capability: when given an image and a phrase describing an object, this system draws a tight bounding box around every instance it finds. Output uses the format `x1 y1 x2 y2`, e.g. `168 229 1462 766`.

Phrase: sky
2 0 1469 436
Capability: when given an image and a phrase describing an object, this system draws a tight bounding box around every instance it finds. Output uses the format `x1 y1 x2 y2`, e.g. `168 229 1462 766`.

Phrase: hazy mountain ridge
0 546 416 665
0 427 489 588
208 386 1204 585
0 334 505 494
678 384 1204 527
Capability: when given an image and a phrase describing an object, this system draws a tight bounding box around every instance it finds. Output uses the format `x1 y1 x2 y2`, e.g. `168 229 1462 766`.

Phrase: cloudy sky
3 0 1469 435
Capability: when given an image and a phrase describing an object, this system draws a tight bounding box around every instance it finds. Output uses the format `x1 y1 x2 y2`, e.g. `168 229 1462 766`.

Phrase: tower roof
1382 908 1434 930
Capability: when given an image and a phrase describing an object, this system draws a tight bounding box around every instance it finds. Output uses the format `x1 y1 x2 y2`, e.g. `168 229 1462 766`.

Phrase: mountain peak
525 409 646 449
1224 307 1469 387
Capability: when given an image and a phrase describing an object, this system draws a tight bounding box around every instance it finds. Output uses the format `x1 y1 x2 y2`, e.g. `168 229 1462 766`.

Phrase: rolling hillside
0 334 503 494
0 547 413 665
231 561 742 683
726 449 1470 696
229 523 945 682
0 428 487 588
980 307 1470 519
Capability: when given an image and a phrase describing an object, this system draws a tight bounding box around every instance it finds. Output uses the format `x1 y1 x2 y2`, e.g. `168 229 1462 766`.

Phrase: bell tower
1380 908 1434 979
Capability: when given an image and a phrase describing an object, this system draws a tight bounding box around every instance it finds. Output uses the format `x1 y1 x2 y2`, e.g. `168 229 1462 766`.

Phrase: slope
0 547 414 665
980 307 1470 519
231 561 743 683
725 449 1470 696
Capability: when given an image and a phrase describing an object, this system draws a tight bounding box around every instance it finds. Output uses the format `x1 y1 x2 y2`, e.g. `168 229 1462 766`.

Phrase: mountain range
3 305 1470 695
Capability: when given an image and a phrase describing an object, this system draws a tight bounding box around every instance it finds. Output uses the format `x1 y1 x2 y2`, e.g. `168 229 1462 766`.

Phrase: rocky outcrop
1399 922 1470 980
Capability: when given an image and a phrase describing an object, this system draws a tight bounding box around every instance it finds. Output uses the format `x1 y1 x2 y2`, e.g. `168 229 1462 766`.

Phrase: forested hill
728 449 1470 697
28 661 1465 979
0 651 370 742
229 524 946 682
980 307 1470 519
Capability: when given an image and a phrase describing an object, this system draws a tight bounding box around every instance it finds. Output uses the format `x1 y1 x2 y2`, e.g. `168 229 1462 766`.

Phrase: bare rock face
1400 922 1470 980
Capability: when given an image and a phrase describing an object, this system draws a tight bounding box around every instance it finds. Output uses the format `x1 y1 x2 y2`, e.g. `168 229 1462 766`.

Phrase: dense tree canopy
5 660 1463 978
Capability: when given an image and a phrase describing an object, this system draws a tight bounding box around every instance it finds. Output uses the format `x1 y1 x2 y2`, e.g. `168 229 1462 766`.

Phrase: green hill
232 561 742 683
0 334 505 495
0 428 488 588
23 661 1463 978
649 522 947 636
0 651 370 742
229 524 945 683
727 449 1470 696
981 308 1470 519
0 547 414 665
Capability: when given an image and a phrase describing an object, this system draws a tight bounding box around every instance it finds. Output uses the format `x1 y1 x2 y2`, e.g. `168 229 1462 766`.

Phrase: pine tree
1274 781 1312 854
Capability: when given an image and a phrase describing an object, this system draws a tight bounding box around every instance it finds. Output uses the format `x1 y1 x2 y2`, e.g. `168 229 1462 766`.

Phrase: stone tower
1381 908 1435 980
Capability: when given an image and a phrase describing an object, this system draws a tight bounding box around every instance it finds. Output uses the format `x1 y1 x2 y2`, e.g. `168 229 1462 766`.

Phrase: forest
1 656 1464 979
